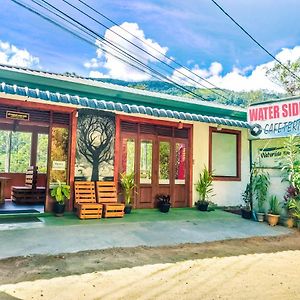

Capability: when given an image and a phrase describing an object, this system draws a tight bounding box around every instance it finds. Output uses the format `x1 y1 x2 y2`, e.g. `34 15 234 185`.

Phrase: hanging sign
248 99 300 139
6 111 30 121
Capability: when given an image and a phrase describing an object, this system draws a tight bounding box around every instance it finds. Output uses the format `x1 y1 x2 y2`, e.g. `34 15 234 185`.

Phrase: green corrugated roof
0 64 247 122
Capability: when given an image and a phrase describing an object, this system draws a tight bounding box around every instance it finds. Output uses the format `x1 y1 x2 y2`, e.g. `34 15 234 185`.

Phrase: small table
0 177 11 204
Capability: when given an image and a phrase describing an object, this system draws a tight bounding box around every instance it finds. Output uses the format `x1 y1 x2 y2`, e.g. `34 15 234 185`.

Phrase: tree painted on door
76 109 115 181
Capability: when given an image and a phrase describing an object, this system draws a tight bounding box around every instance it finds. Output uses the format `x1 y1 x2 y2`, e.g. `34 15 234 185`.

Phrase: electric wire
62 0 230 102
33 0 210 101
12 0 209 101
211 0 300 82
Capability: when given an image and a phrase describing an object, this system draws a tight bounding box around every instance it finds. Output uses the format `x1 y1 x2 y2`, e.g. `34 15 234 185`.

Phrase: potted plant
267 195 281 226
195 166 215 211
241 183 252 219
50 180 70 217
283 185 298 227
287 198 300 229
156 194 171 213
252 168 270 222
120 172 135 214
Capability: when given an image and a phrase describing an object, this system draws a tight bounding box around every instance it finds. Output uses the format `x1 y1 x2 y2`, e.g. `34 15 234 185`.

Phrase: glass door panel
175 142 186 184
10 131 32 173
37 133 49 174
140 140 152 184
159 141 170 184
121 138 135 174
0 130 10 173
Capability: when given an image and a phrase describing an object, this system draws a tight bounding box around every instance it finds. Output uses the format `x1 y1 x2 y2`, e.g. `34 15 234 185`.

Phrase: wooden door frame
115 114 193 208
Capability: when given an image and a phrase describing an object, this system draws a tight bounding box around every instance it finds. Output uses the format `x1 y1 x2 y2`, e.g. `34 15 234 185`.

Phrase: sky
1 0 300 92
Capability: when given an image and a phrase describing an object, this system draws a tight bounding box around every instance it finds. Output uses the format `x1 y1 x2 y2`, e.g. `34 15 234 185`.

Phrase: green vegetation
195 166 215 204
252 167 270 213
97 79 285 107
50 180 71 204
120 172 136 205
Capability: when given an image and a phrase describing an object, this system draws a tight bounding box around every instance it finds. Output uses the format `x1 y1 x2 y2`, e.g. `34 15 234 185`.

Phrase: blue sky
1 0 300 91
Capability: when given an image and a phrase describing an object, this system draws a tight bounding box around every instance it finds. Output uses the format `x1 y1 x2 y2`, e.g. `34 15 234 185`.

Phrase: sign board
6 111 29 121
52 161 66 171
248 99 300 139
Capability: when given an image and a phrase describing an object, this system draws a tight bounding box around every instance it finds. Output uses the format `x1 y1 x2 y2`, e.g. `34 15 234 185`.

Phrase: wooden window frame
209 126 241 181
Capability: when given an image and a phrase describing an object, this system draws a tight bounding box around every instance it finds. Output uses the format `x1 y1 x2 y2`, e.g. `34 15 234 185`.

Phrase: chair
12 166 46 204
74 181 103 219
95 181 125 218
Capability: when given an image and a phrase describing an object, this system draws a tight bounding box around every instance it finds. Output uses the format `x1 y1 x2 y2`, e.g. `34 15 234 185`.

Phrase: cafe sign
248 99 300 139
6 111 30 121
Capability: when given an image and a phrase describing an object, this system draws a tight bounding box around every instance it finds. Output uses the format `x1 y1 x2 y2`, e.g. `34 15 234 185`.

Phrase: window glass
0 130 9 172
212 132 237 177
37 133 49 173
175 143 186 184
159 141 170 184
122 138 135 174
10 132 32 173
140 140 152 184
49 127 69 187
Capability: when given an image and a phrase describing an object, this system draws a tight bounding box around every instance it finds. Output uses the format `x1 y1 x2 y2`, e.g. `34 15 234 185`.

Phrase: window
122 138 135 174
140 140 152 184
209 127 241 181
37 134 49 173
0 129 49 174
159 141 170 184
175 142 186 184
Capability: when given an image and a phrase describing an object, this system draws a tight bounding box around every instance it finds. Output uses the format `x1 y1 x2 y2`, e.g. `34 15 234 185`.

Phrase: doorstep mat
0 217 41 224
0 209 40 214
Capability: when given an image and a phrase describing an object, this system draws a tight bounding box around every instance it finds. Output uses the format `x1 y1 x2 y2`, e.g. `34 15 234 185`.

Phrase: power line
34 0 210 101
61 0 230 102
210 0 300 82
12 0 210 102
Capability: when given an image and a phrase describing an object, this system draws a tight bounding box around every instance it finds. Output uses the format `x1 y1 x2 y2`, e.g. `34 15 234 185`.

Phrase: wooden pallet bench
74 181 103 219
12 166 46 204
96 181 124 218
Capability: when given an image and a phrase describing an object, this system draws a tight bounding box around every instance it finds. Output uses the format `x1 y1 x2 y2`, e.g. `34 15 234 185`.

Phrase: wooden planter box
76 203 103 219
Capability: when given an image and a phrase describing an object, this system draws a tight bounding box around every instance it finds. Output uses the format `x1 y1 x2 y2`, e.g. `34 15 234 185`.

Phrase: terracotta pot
256 212 265 222
267 214 280 226
285 217 295 228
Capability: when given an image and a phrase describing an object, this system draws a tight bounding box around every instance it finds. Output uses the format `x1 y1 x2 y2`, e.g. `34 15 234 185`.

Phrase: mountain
96 79 285 108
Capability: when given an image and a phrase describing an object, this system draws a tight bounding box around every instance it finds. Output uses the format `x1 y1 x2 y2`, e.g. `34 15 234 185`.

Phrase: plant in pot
195 166 215 212
241 183 252 219
50 180 70 217
287 198 300 229
120 172 135 214
283 185 299 228
156 194 171 213
252 167 270 222
267 195 281 226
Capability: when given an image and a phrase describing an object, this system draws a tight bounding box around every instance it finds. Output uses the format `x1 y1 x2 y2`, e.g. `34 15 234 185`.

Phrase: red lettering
249 108 258 121
282 104 288 117
274 105 279 119
258 108 264 120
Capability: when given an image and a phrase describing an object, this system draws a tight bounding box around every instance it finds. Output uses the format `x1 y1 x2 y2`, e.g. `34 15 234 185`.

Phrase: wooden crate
102 203 125 218
95 181 125 218
77 203 103 219
12 187 46 204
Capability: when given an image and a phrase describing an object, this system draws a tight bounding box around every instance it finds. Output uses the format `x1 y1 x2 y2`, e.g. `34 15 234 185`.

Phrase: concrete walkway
0 210 291 259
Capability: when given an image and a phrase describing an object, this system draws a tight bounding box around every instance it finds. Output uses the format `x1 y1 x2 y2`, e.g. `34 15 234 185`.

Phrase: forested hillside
97 79 284 108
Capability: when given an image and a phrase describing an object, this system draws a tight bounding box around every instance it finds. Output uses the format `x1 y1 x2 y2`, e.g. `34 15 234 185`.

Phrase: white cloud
85 22 168 81
0 41 40 68
171 46 300 92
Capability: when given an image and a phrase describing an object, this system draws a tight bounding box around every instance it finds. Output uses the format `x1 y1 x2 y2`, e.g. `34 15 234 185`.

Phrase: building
0 64 249 213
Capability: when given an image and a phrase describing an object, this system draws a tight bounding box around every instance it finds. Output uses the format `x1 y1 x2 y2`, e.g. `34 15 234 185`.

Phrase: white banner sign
248 99 300 139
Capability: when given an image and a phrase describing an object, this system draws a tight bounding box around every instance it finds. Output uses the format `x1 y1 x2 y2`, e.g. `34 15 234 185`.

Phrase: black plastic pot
124 204 132 214
197 202 209 211
159 203 170 213
53 202 66 217
241 208 252 219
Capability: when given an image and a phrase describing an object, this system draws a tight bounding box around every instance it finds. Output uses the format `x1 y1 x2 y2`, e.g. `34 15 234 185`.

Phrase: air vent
121 121 138 133
174 128 188 138
140 123 155 134
52 112 70 125
156 126 173 137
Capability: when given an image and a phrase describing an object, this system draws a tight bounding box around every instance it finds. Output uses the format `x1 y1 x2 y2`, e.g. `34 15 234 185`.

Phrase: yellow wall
192 122 250 207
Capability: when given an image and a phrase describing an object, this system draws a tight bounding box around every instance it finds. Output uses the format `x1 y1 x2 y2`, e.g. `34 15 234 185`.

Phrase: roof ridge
0 64 246 113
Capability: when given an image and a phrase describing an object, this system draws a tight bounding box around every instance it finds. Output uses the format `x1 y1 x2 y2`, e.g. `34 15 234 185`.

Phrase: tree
77 110 115 181
266 59 300 95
